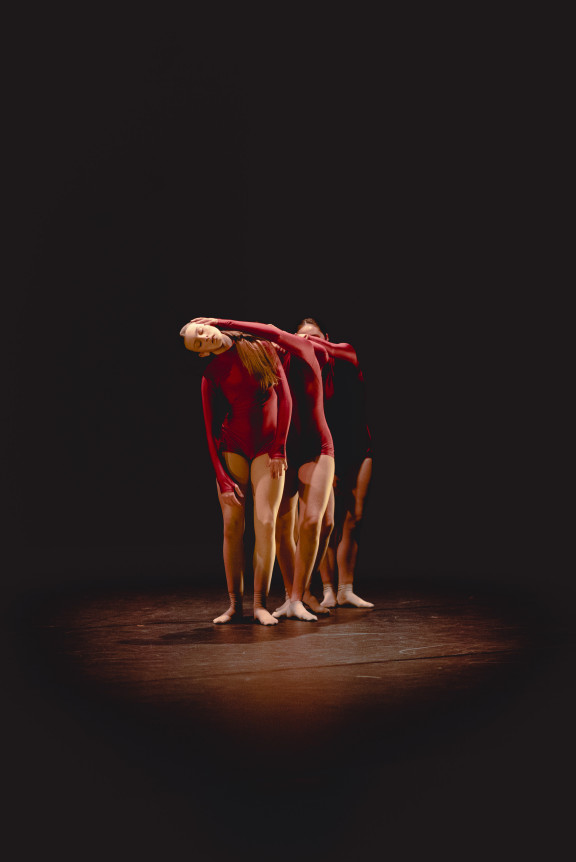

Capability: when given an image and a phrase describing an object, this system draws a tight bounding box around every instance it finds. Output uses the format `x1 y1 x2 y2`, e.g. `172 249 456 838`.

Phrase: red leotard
214 320 334 467
201 343 292 495
308 336 372 469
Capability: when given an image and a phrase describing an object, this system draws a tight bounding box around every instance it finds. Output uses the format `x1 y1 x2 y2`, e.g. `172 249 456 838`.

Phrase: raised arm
201 376 243 506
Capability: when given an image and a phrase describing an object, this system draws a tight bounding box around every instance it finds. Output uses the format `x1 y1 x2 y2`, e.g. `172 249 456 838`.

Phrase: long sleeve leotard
214 320 334 466
307 336 372 472
201 344 292 494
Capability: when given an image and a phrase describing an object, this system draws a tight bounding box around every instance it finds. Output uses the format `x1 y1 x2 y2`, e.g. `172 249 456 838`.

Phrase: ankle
228 591 243 612
253 591 266 610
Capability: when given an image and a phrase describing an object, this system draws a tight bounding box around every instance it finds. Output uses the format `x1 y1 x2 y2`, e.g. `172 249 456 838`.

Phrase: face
297 322 326 340
182 322 224 355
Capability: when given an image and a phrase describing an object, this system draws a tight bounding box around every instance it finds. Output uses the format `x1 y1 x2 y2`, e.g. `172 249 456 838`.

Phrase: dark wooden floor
4 573 575 861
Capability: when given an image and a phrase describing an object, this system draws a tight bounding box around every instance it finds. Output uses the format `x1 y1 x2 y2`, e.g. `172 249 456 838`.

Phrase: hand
190 317 218 326
268 457 287 480
220 484 245 508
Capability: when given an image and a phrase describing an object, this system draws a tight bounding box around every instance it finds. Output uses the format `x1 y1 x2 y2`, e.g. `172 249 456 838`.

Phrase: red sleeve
306 335 359 366
201 376 236 495
307 338 330 369
215 318 317 367
268 358 292 461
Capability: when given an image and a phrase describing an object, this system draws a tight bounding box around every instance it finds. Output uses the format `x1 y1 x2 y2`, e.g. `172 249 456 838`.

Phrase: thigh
222 451 251 487
250 453 285 520
278 464 299 517
217 452 250 521
275 467 299 543
298 454 335 521
323 486 335 526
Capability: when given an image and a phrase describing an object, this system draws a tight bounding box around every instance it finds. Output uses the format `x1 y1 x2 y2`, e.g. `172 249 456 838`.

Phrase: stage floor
4 574 574 861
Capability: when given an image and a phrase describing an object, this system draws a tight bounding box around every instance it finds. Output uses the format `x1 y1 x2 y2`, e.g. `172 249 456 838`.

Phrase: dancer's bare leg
337 457 374 608
319 486 339 607
251 453 285 625
273 468 298 618
288 454 335 621
303 488 334 614
214 452 249 623
319 556 337 607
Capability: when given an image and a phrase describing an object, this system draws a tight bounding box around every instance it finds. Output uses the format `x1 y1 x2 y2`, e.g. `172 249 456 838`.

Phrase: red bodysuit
214 320 334 468
201 343 292 495
308 335 372 472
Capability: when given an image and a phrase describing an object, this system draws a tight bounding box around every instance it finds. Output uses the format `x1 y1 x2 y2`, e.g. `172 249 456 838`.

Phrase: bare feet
303 590 331 615
287 600 318 621
254 607 279 626
337 586 374 608
272 598 290 619
213 607 244 624
320 586 337 608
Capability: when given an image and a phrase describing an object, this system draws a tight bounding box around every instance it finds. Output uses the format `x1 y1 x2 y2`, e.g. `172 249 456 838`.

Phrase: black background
4 9 566 590
3 6 571 860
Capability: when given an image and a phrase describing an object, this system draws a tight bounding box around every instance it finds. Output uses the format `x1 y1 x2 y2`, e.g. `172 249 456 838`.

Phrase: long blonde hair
226 331 280 389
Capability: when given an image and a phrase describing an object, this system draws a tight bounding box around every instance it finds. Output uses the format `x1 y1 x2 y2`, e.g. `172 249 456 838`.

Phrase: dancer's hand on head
190 317 218 326
220 484 244 508
268 457 287 480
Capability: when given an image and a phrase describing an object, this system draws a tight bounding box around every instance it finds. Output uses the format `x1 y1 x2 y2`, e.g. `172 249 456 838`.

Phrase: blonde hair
226 331 280 389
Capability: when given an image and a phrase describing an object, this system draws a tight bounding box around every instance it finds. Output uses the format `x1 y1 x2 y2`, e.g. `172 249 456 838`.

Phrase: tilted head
180 322 231 357
180 321 279 388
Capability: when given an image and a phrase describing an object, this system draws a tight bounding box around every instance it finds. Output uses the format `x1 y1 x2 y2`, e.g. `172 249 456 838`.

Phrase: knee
299 515 323 543
322 510 335 539
275 516 294 544
255 516 276 540
223 517 245 542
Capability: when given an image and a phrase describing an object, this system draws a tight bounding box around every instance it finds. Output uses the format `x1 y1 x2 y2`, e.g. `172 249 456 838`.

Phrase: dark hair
295 316 328 337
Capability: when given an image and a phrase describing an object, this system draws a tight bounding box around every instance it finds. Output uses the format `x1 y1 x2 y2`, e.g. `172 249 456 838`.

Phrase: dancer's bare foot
320 586 337 608
287 600 318 621
254 608 279 626
303 590 331 615
213 606 244 624
337 586 374 608
272 598 290 619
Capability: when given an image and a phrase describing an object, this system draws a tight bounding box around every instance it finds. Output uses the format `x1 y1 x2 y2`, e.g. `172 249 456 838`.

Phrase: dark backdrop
3 9 571 862
5 12 565 599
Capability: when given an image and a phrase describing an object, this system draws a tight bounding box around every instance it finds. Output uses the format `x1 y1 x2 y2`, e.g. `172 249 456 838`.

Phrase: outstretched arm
191 317 317 367
305 335 359 366
201 376 244 507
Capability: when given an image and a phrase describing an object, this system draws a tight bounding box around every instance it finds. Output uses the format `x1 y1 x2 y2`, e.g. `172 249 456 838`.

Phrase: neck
213 333 233 354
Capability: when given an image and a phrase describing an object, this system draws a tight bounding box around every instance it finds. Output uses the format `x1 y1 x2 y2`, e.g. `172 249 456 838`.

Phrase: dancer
188 317 335 622
180 320 292 625
296 317 374 609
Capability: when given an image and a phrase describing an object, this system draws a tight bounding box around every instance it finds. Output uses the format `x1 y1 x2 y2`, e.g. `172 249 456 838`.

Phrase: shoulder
201 354 223 380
